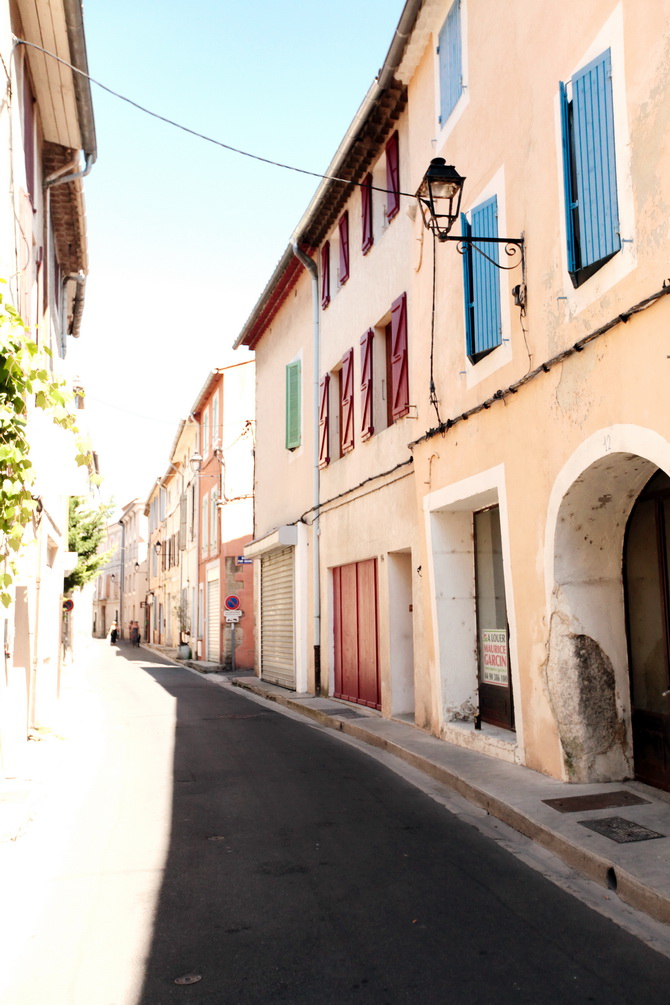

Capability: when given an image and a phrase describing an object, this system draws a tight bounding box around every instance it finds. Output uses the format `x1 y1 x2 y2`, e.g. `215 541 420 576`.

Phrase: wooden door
625 470 670 791
474 506 514 730
333 559 380 709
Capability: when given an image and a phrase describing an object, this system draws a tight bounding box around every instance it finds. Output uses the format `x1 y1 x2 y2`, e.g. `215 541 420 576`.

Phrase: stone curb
230 677 670 928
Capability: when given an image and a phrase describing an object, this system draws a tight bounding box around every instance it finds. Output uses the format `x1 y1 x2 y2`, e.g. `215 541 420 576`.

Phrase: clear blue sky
68 0 407 512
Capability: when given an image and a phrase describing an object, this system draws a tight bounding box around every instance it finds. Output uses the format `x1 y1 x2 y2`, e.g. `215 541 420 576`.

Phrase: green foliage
0 283 92 608
64 496 112 593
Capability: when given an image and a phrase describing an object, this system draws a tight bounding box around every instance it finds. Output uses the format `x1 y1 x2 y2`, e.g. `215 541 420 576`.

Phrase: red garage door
333 559 380 709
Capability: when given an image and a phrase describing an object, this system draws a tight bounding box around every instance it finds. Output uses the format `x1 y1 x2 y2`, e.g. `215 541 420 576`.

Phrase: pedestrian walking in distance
131 622 140 647
109 622 118 645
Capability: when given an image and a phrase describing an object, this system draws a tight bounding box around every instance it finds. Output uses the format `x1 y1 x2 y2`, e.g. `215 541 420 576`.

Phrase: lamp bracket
440 234 525 271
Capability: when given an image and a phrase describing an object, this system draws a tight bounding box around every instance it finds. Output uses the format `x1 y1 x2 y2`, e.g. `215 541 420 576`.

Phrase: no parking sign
224 595 240 612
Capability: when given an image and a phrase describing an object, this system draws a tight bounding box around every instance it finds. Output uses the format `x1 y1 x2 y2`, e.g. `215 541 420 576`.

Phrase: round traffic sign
63 598 74 612
224 595 240 611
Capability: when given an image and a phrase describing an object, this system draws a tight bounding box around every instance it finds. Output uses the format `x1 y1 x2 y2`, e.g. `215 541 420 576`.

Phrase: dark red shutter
360 329 374 441
339 211 350 284
320 241 330 308
361 174 373 254
390 292 409 421
340 347 355 454
319 374 330 468
23 70 35 205
385 131 400 221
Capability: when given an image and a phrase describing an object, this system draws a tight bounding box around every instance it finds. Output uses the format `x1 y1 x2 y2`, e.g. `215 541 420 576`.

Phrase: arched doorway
624 469 670 791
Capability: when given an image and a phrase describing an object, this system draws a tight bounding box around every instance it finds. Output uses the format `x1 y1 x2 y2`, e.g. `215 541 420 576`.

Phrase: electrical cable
13 37 418 202
409 280 670 450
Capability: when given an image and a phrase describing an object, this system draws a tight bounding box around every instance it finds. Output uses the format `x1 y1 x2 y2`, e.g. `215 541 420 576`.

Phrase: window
320 241 331 308
461 196 502 363
285 360 301 450
338 212 350 284
318 374 330 469
560 48 620 287
202 408 210 458
438 1 463 125
389 292 409 421
210 487 218 553
201 496 209 555
385 132 400 222
361 173 373 254
360 328 374 440
339 347 354 455
211 392 219 450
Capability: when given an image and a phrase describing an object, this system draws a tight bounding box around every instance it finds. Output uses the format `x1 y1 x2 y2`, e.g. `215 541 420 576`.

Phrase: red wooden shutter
390 292 409 421
385 131 400 221
361 174 373 254
339 211 350 284
320 241 330 308
360 329 374 441
318 374 330 468
340 347 355 454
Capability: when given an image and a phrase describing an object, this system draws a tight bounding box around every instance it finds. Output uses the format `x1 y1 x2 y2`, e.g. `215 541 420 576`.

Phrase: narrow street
3 640 670 1005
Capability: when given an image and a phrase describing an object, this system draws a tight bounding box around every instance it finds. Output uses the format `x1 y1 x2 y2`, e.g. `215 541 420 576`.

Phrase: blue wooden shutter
360 329 374 441
285 361 301 450
390 293 409 421
361 173 373 254
319 374 330 468
338 211 350 284
471 197 502 355
385 132 400 222
320 241 330 308
571 48 620 268
438 1 462 124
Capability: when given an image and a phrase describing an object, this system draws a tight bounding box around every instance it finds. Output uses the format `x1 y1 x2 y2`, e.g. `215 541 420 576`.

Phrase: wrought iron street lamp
416 158 524 272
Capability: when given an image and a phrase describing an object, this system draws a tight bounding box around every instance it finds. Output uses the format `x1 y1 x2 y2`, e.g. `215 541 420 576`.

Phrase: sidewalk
230 674 670 928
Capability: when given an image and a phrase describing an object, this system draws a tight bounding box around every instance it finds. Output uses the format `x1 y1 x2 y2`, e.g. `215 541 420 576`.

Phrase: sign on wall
481 629 508 687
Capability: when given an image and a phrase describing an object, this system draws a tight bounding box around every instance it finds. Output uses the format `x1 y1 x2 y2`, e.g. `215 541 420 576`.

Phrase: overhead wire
12 37 418 202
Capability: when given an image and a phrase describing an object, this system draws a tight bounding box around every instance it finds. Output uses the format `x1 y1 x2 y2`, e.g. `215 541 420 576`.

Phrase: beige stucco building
237 0 670 794
0 0 96 774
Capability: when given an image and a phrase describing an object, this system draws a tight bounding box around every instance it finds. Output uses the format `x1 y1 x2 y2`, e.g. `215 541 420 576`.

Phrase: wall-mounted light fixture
134 561 140 572
417 158 524 272
190 452 203 474
154 541 162 555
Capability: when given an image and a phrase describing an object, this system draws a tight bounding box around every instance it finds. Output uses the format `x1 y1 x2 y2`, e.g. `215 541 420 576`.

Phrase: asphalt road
3 640 670 1005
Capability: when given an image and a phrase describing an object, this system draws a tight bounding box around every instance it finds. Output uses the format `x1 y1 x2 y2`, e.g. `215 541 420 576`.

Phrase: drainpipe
291 241 321 695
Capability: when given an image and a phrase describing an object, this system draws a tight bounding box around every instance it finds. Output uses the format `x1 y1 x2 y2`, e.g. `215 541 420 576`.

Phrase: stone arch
544 426 670 782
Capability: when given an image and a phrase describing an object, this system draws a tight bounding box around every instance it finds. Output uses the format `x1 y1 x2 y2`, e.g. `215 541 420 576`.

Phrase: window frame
461 195 502 365
338 211 350 284
285 360 302 451
560 47 621 288
438 0 463 126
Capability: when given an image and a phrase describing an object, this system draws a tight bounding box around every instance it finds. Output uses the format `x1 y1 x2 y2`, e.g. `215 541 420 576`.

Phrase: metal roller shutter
261 547 295 689
207 577 220 662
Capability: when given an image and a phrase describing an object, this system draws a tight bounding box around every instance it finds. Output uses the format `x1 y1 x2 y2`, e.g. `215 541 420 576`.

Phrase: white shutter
261 547 295 689
207 577 220 662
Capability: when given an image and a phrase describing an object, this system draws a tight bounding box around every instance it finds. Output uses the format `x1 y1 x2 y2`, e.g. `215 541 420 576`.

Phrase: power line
13 37 417 201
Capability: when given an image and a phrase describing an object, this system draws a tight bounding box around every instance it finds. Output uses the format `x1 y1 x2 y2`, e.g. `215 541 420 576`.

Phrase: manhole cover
578 816 665 843
543 790 650 813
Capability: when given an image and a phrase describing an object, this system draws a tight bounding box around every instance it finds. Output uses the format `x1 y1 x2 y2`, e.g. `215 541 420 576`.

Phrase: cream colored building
93 521 121 639
237 0 670 795
119 499 147 640
0 0 96 774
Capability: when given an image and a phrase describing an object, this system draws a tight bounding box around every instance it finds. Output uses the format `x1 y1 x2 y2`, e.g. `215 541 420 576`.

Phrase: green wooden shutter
285 360 301 450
